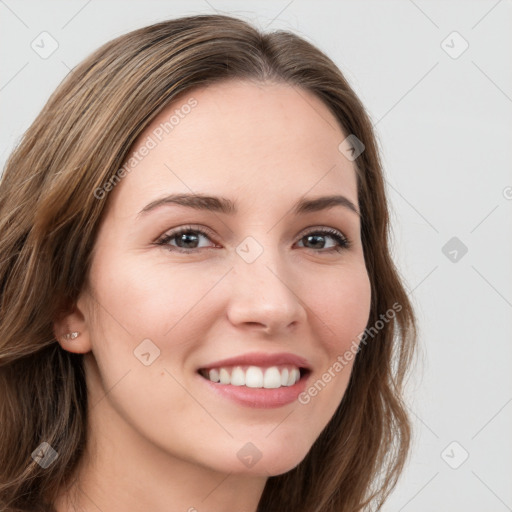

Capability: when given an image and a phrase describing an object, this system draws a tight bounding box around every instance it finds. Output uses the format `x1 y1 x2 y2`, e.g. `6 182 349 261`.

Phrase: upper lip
198 352 312 371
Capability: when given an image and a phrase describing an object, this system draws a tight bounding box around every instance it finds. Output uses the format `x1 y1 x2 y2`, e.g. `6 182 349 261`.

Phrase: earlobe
55 328 90 354
53 300 92 354
62 331 81 341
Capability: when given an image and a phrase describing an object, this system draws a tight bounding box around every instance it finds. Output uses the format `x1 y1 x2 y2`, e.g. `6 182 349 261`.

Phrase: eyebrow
137 193 360 218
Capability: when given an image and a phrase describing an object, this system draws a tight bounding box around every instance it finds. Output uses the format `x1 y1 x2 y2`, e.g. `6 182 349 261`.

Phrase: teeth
201 365 302 388
245 366 263 388
209 368 220 383
219 368 230 384
263 367 282 389
231 367 245 386
288 368 300 386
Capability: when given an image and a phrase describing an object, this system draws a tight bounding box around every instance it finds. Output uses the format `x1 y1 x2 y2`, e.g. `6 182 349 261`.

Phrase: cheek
293 266 371 433
90 252 227 339
312 263 372 353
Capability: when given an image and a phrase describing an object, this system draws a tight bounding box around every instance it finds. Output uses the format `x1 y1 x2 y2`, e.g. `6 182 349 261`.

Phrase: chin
258 454 308 476
217 439 312 477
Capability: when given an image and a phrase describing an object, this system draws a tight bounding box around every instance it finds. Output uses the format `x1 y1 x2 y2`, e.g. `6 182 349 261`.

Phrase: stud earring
63 331 80 341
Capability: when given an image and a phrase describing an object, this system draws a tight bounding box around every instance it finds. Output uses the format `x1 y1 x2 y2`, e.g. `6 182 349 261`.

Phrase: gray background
1 1 511 510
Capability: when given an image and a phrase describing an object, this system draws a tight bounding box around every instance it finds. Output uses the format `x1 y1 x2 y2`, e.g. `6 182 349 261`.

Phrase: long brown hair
0 14 417 511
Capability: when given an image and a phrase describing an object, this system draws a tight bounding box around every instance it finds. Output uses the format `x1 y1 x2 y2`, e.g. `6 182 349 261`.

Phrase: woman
0 14 417 512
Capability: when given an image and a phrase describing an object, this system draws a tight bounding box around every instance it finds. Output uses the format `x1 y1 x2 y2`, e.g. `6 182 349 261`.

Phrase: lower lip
197 372 311 409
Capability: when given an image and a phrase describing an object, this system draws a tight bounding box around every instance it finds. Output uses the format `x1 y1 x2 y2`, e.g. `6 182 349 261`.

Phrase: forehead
106 80 358 216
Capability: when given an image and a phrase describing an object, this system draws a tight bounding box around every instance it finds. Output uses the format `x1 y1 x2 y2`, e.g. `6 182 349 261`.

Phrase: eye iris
305 234 326 249
177 232 199 249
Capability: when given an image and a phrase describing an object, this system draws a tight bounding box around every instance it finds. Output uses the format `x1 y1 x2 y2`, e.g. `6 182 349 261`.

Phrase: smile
198 365 306 388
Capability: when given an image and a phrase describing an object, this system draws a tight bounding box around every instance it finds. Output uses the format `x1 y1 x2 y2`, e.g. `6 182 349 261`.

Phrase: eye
155 225 217 253
296 227 350 253
155 225 351 254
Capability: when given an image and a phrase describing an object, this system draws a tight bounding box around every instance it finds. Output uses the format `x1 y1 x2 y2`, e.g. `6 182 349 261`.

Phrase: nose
225 243 307 336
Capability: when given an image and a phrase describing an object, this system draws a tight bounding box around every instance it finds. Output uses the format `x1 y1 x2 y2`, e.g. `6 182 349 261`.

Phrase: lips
196 352 313 408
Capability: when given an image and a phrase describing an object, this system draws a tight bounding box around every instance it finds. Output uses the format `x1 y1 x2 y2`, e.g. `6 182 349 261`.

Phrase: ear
53 294 93 354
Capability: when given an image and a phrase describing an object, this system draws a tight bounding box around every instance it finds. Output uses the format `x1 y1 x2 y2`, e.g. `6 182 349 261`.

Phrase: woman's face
70 80 371 477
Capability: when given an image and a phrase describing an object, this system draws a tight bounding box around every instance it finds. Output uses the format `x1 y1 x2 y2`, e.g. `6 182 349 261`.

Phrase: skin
53 79 372 512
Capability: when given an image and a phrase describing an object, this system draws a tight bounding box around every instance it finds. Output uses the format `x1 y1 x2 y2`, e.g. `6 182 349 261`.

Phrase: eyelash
155 225 351 254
